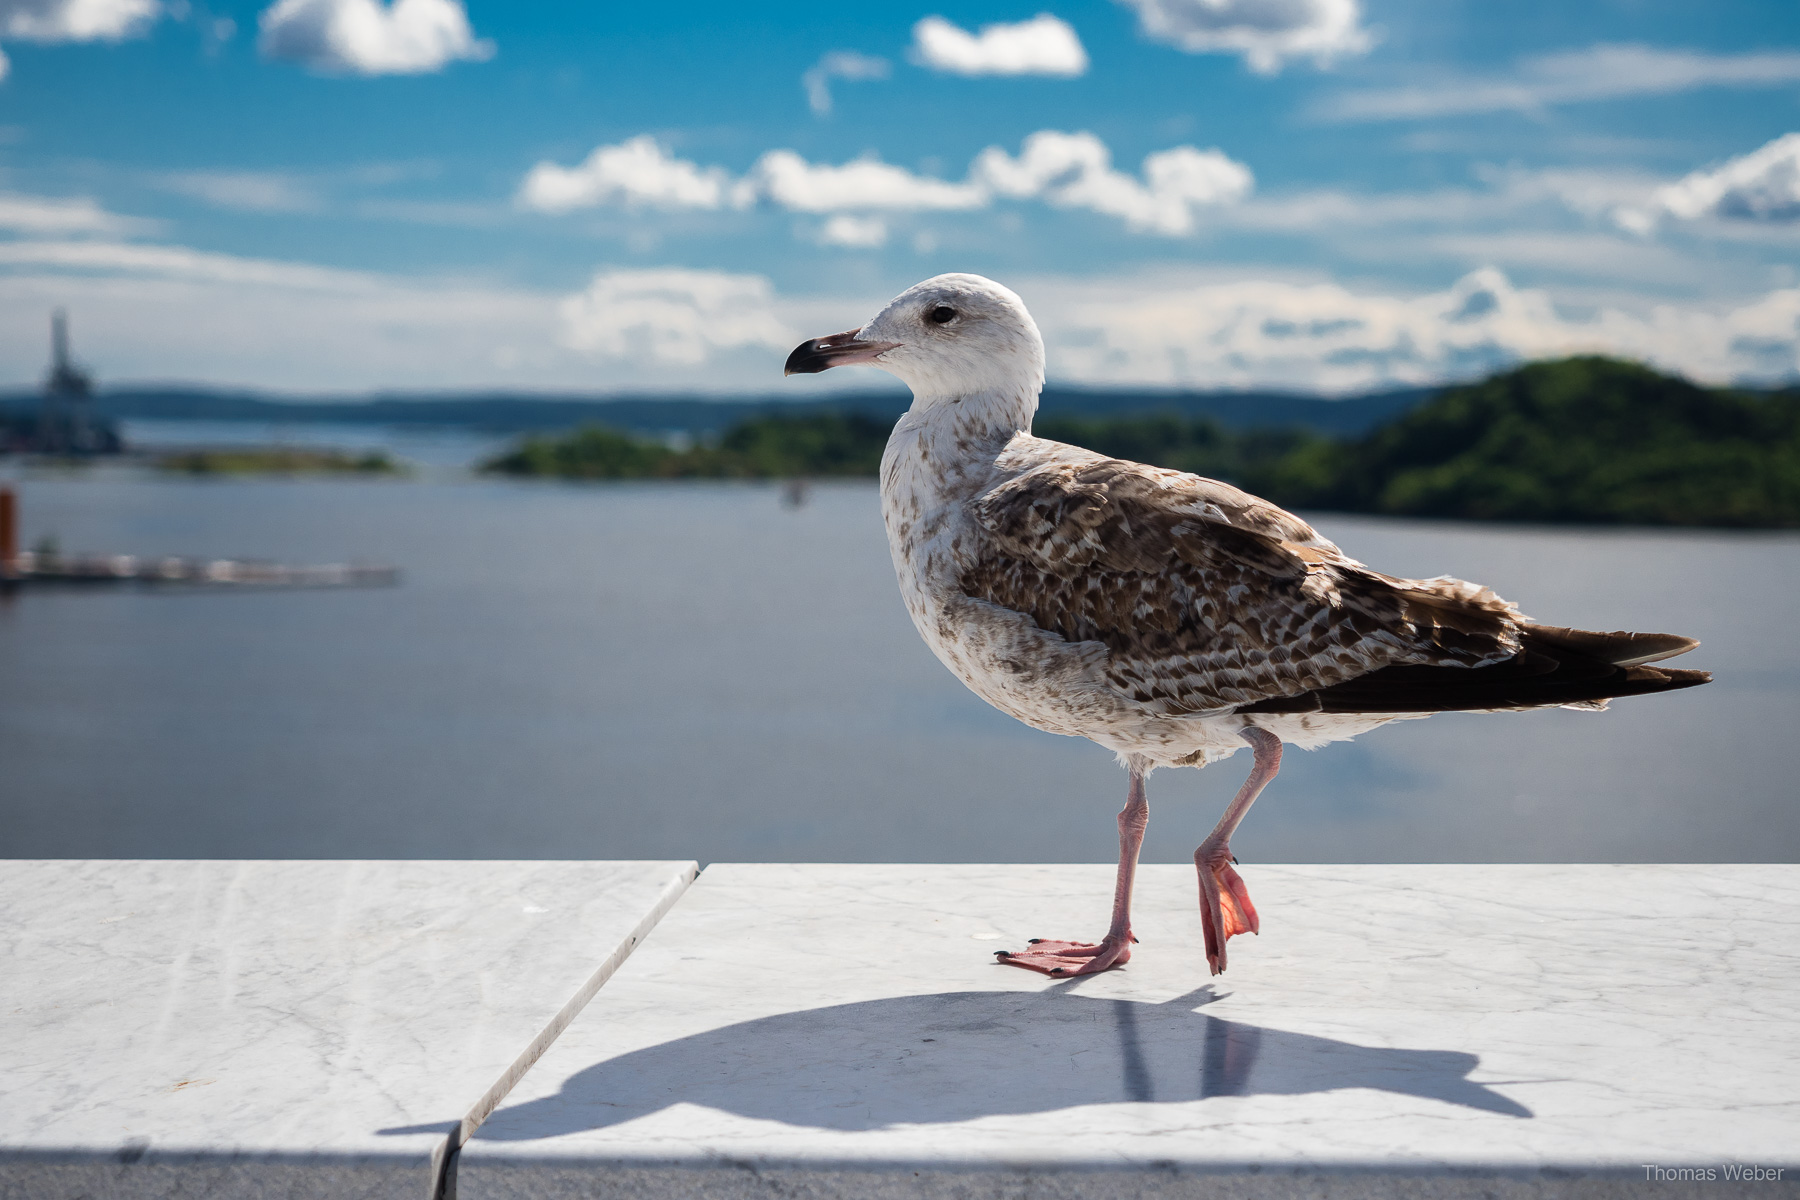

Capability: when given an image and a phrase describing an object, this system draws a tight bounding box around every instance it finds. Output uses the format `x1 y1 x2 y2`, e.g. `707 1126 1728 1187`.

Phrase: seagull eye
928 305 957 325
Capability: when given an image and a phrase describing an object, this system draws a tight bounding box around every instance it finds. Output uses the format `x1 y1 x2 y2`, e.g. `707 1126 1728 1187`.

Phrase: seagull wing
964 450 1704 716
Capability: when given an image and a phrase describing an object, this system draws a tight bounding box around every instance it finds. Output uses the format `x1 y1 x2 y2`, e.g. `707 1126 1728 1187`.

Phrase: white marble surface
0 859 696 1192
462 863 1800 1194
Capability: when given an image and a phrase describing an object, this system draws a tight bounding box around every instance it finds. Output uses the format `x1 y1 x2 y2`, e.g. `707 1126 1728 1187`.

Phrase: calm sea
3 433 1794 864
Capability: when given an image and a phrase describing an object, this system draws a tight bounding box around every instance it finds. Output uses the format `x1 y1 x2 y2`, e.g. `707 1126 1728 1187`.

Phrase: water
2 467 1794 865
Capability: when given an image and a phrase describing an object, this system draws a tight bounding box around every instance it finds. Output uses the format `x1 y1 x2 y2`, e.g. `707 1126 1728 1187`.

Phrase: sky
1 0 1798 396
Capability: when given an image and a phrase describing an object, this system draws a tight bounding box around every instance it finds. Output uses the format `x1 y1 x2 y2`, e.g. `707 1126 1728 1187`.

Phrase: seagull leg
1196 726 1282 976
996 765 1148 977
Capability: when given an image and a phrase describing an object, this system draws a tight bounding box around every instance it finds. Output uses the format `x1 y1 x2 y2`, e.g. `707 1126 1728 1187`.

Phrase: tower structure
35 309 101 455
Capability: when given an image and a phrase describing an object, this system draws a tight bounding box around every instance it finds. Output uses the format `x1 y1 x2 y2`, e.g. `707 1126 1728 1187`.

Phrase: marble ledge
0 858 698 1200
460 863 1800 1200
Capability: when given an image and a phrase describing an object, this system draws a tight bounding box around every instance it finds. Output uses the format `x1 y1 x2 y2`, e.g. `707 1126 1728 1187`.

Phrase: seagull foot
1196 845 1259 976
995 934 1132 977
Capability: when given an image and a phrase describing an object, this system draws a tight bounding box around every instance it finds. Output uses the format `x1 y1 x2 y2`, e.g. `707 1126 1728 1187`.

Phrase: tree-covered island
482 357 1800 528
483 412 890 480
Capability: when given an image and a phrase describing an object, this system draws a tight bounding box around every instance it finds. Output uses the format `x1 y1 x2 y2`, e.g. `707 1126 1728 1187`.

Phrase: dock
3 550 399 588
0 483 398 590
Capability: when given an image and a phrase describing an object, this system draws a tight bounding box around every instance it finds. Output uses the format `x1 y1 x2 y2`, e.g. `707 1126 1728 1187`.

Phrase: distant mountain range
0 383 1435 437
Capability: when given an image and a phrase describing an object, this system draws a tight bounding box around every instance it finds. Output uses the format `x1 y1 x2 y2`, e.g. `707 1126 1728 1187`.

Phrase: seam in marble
427 862 699 1200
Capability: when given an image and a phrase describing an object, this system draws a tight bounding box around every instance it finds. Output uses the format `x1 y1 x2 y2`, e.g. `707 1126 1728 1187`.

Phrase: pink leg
1196 726 1282 976
997 766 1148 977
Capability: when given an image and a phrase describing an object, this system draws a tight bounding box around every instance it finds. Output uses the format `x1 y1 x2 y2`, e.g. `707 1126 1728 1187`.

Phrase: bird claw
1196 850 1260 976
994 936 1132 976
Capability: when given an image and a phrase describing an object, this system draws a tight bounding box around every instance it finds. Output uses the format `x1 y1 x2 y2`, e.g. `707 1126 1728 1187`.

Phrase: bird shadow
386 982 1528 1144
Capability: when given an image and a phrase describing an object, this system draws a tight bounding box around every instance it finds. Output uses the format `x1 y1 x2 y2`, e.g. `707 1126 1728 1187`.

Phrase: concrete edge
454 1162 1800 1200
455 1156 1800 1178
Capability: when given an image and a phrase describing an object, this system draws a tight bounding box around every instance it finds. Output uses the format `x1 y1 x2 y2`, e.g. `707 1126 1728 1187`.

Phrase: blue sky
1 0 1798 394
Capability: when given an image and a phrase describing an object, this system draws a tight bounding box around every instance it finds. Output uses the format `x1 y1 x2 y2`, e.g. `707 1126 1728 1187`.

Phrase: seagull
785 273 1709 977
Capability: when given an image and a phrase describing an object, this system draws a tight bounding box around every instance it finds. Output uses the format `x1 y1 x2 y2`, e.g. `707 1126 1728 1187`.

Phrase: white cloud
0 0 157 41
909 13 1087 77
0 238 380 288
1214 166 1663 235
1206 168 1778 292
6 234 1799 392
1113 0 1369 73
0 240 806 390
1328 44 1800 122
1404 231 1731 290
517 138 983 218
749 149 987 213
801 50 889 116
258 0 492 76
1476 164 1664 224
519 131 1251 235
1168 168 1773 300
0 265 556 392
154 169 322 213
1618 132 1800 232
558 267 796 367
1026 266 1800 390
815 214 889 248
0 191 153 235
517 135 740 214
974 130 1251 234
0 0 159 80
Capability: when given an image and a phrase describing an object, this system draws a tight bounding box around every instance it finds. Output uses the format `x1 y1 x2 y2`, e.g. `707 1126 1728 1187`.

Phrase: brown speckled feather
962 452 1530 716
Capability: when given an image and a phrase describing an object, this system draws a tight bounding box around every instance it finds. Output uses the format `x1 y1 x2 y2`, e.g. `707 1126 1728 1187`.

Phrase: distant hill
0 382 1433 438
484 413 896 480
1275 356 1800 526
482 357 1800 528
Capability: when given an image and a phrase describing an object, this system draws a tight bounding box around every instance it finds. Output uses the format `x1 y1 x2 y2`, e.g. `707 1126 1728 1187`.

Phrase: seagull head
784 273 1045 402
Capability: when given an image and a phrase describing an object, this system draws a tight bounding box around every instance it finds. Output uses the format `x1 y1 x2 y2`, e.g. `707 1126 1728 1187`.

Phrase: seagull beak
784 328 900 376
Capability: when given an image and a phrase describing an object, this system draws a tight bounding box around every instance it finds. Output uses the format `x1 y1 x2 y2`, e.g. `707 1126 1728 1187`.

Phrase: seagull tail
1237 624 1710 716
1521 624 1699 667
